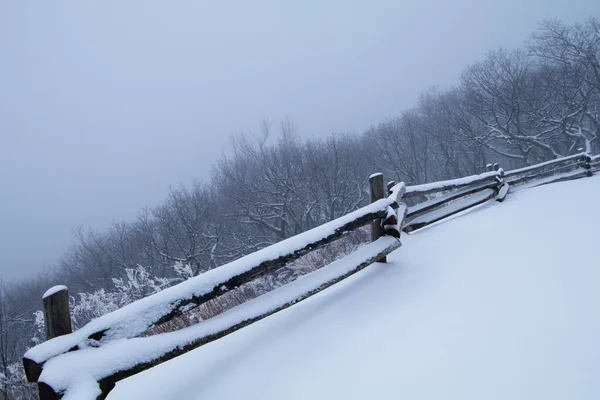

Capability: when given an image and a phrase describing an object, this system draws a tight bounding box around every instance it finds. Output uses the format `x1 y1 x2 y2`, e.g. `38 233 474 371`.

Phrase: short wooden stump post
369 173 386 262
42 285 72 340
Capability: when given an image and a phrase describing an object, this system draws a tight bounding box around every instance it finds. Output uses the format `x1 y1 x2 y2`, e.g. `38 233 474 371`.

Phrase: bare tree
529 18 600 153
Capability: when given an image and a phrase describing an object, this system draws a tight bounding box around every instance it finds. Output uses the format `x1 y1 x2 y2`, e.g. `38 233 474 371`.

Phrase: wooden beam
24 197 397 381
369 173 386 262
42 286 72 340
526 169 592 188
506 161 585 187
38 237 402 400
503 153 589 179
406 181 500 221
404 171 501 199
386 180 396 194
403 188 497 232
25 287 74 384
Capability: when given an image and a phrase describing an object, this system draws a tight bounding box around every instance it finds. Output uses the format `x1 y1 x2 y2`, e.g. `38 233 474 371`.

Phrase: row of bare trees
1 17 598 399
371 19 599 183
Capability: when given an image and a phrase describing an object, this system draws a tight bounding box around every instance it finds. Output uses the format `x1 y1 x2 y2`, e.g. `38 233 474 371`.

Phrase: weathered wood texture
25 155 600 398
505 160 588 187
382 206 401 238
406 181 500 221
23 359 42 388
43 288 72 340
387 182 407 206
23 199 398 382
38 238 402 400
369 173 386 262
402 154 594 234
387 180 396 194
403 188 498 232
590 156 600 172
403 171 502 199
527 169 592 188
25 288 74 384
503 153 590 179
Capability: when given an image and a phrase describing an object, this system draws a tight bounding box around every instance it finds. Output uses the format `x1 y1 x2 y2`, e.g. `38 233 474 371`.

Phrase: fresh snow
406 188 495 228
503 152 587 178
591 155 599 170
512 168 589 191
495 182 509 201
405 170 501 195
388 181 406 203
38 237 401 397
407 181 496 216
26 196 398 365
42 285 68 299
108 175 600 400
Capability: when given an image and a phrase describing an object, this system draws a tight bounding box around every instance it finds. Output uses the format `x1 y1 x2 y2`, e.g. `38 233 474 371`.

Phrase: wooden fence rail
24 152 598 400
23 189 404 383
38 236 402 400
590 155 600 172
504 153 591 186
25 179 406 399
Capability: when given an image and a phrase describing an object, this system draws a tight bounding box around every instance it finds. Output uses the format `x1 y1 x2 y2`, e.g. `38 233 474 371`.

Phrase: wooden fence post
386 180 396 196
495 165 509 202
42 285 72 340
369 173 386 262
581 154 594 177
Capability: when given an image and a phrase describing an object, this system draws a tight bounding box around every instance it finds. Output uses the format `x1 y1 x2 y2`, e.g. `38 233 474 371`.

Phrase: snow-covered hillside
109 176 600 400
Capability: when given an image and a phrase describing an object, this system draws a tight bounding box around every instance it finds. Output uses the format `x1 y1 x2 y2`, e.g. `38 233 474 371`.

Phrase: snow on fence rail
503 152 589 178
25 177 404 399
37 236 402 400
24 197 405 380
402 169 506 232
404 169 502 198
591 155 600 172
24 153 598 400
503 152 592 186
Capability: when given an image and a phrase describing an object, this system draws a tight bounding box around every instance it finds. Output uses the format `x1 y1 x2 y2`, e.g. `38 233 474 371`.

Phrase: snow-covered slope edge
109 175 600 400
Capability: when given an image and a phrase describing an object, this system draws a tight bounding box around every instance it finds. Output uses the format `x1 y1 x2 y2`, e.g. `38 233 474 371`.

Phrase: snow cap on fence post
42 285 72 340
369 173 387 262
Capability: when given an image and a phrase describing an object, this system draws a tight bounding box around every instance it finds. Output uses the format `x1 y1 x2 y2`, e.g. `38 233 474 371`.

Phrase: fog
1 0 598 280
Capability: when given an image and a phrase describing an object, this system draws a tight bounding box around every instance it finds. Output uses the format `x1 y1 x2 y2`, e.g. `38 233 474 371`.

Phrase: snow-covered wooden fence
591 155 600 173
23 153 597 400
24 179 406 400
402 169 506 232
400 153 592 232
503 152 592 187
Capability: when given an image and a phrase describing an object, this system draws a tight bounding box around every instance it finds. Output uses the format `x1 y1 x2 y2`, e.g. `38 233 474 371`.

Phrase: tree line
1 18 598 399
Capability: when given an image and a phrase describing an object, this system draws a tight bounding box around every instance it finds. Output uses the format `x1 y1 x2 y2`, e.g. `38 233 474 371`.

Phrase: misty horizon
1 1 599 281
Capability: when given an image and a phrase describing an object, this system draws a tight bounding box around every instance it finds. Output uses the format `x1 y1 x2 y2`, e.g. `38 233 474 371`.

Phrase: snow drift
107 175 600 400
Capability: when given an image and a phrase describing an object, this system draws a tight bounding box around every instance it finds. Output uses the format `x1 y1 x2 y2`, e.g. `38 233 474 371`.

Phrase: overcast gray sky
1 0 598 281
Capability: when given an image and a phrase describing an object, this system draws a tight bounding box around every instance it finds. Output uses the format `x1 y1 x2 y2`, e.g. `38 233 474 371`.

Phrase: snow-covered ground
109 176 600 400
